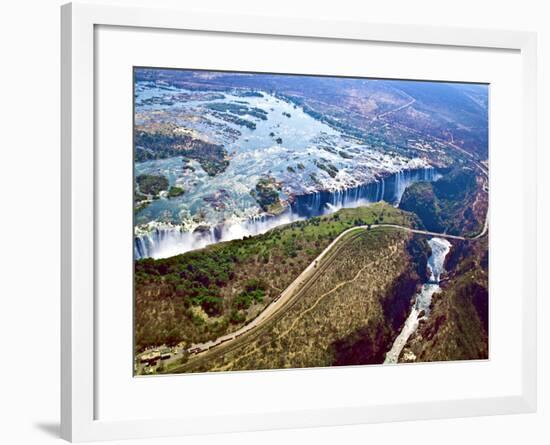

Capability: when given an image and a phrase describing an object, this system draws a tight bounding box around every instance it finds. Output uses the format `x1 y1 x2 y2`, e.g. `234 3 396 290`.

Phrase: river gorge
134 166 440 259
384 237 452 364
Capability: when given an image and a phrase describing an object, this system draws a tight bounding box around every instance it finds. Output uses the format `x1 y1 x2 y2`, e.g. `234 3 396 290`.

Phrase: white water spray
384 237 452 364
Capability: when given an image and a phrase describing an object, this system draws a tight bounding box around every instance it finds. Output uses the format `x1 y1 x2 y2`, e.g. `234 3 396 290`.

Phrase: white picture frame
61 2 537 442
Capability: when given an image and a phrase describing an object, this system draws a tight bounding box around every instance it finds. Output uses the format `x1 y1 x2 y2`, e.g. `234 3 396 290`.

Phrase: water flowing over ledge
135 167 440 260
384 237 452 364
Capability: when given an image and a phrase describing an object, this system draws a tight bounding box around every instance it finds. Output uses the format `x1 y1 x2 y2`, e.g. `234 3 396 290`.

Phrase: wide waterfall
135 167 440 260
291 167 438 218
134 211 302 260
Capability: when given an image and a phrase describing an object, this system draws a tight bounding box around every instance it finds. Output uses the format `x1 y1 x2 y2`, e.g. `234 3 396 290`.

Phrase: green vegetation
171 227 427 373
135 129 229 176
206 102 268 120
167 186 185 198
233 279 267 310
135 202 420 353
329 235 430 366
250 176 283 213
229 310 246 324
136 174 168 196
315 160 339 178
136 248 237 316
399 168 483 236
210 111 257 130
134 192 148 203
400 182 442 230
134 201 150 212
319 145 337 155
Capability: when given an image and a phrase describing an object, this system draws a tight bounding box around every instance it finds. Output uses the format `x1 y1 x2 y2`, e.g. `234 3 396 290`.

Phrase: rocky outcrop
399 167 484 237
401 237 489 362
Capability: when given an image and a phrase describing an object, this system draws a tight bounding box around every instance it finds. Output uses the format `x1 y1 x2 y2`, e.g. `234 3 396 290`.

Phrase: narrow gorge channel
384 237 452 364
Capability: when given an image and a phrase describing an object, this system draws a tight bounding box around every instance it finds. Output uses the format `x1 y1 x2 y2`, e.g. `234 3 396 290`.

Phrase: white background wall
0 0 547 443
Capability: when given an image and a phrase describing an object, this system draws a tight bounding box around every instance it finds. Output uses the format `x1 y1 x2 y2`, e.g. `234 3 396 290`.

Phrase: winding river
384 237 452 364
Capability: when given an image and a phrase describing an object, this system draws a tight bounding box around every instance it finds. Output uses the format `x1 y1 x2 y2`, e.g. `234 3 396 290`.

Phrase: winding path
149 137 490 372
376 99 416 119
164 211 487 372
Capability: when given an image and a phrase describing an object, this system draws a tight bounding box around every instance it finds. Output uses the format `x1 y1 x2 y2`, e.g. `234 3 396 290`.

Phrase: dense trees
233 279 267 310
399 168 482 236
135 129 229 176
206 102 268 120
250 176 282 213
136 174 169 196
167 186 185 198
136 249 238 317
400 182 443 232
314 160 339 178
135 202 420 352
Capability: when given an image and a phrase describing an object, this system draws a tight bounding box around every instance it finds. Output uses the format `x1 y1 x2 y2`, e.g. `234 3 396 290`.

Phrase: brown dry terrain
167 228 429 373
135 203 419 354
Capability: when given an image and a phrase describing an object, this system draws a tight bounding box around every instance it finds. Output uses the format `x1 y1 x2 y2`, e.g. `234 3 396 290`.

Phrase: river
134 81 439 260
134 167 439 259
384 237 452 364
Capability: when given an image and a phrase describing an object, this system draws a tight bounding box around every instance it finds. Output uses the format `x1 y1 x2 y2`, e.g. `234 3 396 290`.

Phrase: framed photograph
61 2 537 442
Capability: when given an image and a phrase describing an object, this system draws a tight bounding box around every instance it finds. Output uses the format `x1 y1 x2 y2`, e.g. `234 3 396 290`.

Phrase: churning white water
135 167 439 259
384 237 452 364
134 211 305 259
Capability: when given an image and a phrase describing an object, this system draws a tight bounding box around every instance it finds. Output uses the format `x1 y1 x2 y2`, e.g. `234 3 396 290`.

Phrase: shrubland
135 202 419 352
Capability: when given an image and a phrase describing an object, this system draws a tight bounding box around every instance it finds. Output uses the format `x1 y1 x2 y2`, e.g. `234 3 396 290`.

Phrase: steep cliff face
399 168 485 237
382 237 432 332
399 183 443 232
135 167 437 260
400 237 489 362
175 228 430 373
329 236 430 366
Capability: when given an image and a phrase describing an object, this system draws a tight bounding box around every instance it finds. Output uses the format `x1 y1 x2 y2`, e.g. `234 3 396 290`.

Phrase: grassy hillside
134 202 419 353
170 228 429 373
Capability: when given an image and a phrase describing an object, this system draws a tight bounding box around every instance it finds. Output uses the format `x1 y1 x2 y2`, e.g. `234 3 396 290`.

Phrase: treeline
206 102 268 120
135 129 229 176
136 174 168 196
135 202 419 351
136 248 240 316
